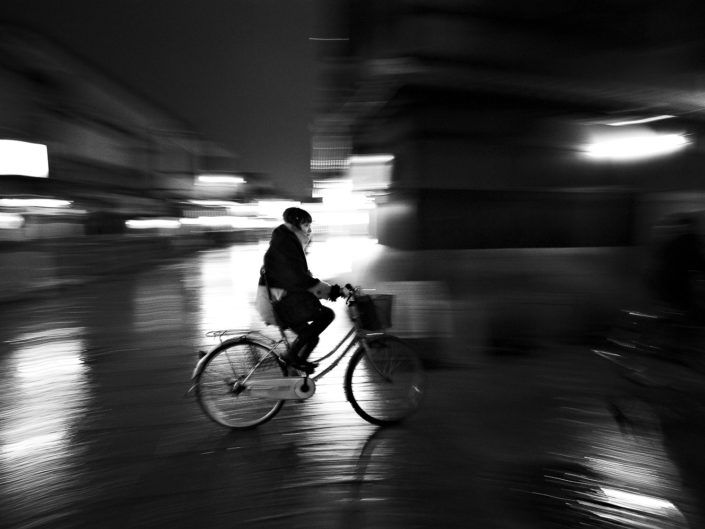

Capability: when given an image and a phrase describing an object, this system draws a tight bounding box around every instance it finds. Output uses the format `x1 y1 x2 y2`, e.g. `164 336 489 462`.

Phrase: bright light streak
0 140 49 178
313 210 370 226
584 133 688 160
197 244 265 333
189 200 239 207
180 216 237 228
307 236 380 278
16 348 85 378
323 194 375 210
0 198 71 208
607 115 675 127
126 219 181 230
348 154 394 165
196 174 245 185
600 487 679 512
2 432 66 457
0 212 24 229
313 178 374 209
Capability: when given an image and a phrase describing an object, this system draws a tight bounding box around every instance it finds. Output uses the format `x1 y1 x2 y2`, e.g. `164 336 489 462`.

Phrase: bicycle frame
192 325 387 382
190 286 394 402
192 286 426 428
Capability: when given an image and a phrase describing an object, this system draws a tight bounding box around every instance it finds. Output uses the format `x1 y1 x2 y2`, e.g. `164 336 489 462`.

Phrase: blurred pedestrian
256 207 340 371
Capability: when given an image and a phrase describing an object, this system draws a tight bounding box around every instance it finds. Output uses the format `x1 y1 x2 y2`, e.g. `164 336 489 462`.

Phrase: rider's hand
328 284 341 301
308 281 331 299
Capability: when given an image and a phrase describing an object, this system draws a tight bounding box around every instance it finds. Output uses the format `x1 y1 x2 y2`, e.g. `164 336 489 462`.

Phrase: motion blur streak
600 487 679 512
584 132 689 160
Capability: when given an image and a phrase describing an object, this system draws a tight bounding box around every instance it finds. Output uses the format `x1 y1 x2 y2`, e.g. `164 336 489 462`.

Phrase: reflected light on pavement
0 327 90 510
2 432 67 457
599 487 680 512
556 402 691 527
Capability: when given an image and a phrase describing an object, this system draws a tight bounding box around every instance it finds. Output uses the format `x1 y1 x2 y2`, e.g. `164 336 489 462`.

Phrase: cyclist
258 207 340 370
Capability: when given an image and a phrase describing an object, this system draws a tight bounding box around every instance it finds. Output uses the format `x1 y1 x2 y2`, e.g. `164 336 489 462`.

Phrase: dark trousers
289 304 335 360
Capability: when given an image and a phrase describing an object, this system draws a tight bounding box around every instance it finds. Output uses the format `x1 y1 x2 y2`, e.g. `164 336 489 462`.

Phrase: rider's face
299 222 312 238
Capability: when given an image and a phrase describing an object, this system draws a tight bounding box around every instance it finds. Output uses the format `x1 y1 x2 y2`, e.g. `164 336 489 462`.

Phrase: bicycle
190 284 426 429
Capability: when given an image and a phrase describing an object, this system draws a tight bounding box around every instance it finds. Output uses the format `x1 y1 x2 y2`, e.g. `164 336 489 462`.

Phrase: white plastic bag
255 285 286 325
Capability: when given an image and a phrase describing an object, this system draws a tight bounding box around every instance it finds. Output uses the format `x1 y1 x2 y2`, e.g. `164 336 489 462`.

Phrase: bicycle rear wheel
196 337 286 429
344 336 426 425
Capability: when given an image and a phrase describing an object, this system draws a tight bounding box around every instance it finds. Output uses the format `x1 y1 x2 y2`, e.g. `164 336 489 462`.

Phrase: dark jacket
259 225 319 292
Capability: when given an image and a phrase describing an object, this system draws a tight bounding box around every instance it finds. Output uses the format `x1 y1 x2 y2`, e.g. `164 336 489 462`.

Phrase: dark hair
283 207 312 228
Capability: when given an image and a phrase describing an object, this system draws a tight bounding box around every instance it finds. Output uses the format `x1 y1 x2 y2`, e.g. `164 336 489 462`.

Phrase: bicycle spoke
345 337 425 425
196 339 285 429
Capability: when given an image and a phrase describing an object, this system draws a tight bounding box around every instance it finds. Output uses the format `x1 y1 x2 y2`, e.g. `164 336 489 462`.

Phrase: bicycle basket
354 294 393 331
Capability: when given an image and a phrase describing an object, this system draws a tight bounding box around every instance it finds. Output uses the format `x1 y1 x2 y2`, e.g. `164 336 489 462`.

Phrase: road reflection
501 398 693 528
0 237 700 528
0 326 91 526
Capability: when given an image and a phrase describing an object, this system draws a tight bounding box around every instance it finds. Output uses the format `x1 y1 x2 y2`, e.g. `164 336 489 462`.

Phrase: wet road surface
1 239 703 528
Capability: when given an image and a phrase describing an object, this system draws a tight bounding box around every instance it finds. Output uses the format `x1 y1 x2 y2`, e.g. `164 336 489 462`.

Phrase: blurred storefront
311 0 705 251
0 24 253 244
308 0 705 344
0 25 281 302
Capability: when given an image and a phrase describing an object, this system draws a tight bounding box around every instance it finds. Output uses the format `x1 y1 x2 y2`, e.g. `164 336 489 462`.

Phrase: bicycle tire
196 337 286 429
344 336 426 426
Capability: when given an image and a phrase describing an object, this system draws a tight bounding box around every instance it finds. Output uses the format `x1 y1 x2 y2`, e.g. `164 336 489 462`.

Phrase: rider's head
283 207 312 230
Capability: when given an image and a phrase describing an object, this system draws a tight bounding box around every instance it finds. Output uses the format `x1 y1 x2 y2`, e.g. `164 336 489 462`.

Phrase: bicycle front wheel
196 338 286 429
344 336 426 426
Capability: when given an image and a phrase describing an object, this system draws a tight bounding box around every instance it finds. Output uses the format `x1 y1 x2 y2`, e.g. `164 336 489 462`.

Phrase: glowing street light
583 132 688 161
196 174 245 186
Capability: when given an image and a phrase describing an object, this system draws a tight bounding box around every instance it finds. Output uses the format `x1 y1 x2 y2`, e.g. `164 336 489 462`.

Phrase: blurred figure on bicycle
257 207 340 371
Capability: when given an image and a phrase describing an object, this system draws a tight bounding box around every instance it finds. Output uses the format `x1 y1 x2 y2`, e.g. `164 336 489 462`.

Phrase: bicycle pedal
280 355 317 373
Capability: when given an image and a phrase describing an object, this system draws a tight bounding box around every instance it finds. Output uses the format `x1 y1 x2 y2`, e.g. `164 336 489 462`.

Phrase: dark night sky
0 0 320 197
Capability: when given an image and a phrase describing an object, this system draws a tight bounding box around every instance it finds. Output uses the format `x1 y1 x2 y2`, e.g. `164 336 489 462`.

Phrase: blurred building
0 24 252 239
0 25 288 301
312 0 705 250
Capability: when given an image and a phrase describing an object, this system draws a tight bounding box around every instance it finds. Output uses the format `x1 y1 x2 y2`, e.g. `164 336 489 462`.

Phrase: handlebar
325 283 360 303
331 283 371 302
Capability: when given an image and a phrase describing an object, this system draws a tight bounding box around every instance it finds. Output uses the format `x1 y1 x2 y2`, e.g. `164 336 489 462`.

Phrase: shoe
280 353 318 373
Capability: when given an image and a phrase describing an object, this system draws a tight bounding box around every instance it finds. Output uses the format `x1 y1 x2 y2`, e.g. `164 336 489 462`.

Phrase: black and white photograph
1 1 705 527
